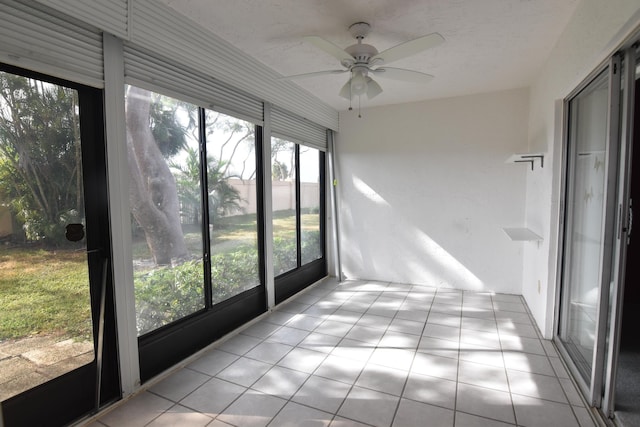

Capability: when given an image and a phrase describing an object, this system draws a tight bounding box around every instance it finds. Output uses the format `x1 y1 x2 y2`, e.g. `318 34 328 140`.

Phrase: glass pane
559 69 610 382
300 147 322 264
126 86 205 336
271 138 297 275
0 71 94 400
205 111 260 303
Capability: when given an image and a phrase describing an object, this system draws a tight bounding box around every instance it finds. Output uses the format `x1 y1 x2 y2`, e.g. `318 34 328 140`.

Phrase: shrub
210 246 259 303
273 236 297 275
134 259 204 335
134 230 322 335
134 245 260 335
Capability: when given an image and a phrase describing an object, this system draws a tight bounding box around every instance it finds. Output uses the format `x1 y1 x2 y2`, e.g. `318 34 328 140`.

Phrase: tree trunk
126 86 189 265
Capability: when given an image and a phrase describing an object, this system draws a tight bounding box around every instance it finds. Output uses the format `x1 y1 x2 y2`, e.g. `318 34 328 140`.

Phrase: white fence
180 179 320 223
229 178 319 215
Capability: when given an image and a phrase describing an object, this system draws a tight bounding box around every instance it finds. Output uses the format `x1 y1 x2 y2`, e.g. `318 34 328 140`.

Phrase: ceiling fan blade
371 33 444 65
304 36 354 63
366 77 383 100
339 80 352 100
371 67 434 83
279 69 348 80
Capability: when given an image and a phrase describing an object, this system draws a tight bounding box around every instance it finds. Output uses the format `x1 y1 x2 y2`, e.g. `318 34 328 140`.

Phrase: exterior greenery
0 73 84 245
134 222 319 335
0 76 323 340
0 248 92 340
0 218 319 340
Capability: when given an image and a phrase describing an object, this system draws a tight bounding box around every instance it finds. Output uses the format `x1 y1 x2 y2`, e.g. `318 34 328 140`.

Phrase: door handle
622 200 633 244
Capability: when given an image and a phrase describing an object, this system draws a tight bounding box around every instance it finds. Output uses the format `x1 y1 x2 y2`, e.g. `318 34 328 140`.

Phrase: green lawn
0 248 93 341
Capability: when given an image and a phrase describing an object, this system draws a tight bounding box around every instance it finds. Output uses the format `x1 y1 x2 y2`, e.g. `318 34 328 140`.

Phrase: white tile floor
85 279 597 427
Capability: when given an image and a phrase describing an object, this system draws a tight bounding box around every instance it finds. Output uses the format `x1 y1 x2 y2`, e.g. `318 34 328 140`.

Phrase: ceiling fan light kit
350 69 368 95
281 21 444 117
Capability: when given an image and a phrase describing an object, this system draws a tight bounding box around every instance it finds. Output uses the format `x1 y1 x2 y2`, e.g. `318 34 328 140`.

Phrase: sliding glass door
602 42 640 420
556 56 622 405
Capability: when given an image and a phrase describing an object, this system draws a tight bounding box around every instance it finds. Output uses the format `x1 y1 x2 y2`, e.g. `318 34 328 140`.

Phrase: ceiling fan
282 22 444 104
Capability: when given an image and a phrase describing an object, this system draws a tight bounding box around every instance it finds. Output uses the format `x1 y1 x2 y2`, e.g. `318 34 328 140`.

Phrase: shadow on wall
341 175 484 291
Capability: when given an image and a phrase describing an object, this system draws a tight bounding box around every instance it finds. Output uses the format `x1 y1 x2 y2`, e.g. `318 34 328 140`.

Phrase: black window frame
136 101 267 381
0 62 121 426
274 143 327 303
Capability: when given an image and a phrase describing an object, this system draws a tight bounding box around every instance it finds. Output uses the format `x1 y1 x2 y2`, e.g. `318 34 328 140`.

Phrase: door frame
554 33 640 419
602 41 639 418
553 54 623 407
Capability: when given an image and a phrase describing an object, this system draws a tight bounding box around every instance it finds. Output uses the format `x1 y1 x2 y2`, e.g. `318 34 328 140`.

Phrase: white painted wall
523 0 640 338
336 88 529 294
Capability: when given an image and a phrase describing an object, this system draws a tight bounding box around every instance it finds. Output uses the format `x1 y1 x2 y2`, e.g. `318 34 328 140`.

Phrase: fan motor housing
345 43 378 64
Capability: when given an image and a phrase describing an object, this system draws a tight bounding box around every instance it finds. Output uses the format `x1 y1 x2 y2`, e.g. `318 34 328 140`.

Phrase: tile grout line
267 280 369 427
387 283 438 427
458 291 522 426
322 282 390 425
519 294 590 427
262 281 347 426
493 293 520 426
177 283 333 426
95 280 333 427
261 280 393 427
311 280 435 426
451 289 465 427
96 280 595 427
328 281 403 427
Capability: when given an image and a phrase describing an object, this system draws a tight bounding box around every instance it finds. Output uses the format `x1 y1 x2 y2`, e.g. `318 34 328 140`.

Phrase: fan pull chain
358 96 362 118
348 75 353 111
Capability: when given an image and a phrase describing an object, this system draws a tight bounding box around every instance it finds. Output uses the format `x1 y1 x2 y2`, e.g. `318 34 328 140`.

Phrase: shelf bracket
521 154 544 168
514 159 535 170
508 154 544 171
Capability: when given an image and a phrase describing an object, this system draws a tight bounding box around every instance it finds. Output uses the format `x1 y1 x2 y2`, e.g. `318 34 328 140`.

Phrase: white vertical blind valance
123 43 264 125
1 0 338 131
129 0 338 131
0 0 104 88
270 105 328 152
33 0 129 39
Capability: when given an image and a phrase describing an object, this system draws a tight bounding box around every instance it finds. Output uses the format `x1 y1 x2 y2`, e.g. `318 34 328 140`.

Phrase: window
205 110 261 304
124 83 327 378
300 146 322 264
126 85 263 337
271 137 326 301
127 86 205 336
272 139 297 275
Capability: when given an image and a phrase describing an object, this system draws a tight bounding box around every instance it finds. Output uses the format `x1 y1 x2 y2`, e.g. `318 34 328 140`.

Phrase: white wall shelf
506 153 544 170
503 227 543 241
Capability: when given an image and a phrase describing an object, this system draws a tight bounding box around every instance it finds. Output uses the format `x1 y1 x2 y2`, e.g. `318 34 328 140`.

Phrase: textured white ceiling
160 0 579 111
